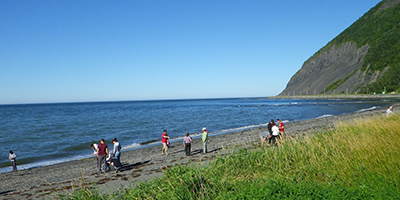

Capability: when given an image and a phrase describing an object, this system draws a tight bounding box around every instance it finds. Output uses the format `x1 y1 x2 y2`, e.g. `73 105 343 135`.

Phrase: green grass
64 114 400 199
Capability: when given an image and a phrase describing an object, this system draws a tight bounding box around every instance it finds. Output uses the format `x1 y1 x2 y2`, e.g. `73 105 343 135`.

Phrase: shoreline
0 103 398 199
269 94 400 99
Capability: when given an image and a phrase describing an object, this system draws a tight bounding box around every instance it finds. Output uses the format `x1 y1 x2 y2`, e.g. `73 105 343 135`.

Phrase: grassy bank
65 114 400 199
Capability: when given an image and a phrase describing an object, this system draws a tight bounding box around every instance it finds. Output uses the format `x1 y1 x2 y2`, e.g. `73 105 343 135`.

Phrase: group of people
263 119 284 146
90 138 122 173
161 127 209 156
263 106 395 145
6 106 395 173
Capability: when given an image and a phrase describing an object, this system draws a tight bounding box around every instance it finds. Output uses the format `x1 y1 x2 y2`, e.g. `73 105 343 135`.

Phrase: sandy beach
0 102 397 200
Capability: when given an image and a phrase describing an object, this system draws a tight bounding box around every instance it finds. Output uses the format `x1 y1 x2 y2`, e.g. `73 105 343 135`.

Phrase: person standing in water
9 150 17 172
202 127 208 153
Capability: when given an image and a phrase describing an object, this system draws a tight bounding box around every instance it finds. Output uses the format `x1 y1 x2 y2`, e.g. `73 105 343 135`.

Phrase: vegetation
362 62 400 94
323 70 356 94
63 114 400 199
308 0 400 93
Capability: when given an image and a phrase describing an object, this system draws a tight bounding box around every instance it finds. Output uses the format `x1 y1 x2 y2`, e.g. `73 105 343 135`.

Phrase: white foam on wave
0 154 91 174
0 142 144 173
355 106 378 113
122 143 141 150
316 114 334 119
274 103 291 106
210 123 270 136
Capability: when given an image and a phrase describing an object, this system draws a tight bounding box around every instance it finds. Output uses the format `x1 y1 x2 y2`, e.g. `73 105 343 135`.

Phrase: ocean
0 97 397 173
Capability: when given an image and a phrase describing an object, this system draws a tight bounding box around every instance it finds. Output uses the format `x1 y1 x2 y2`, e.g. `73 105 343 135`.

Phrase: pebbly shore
0 102 398 200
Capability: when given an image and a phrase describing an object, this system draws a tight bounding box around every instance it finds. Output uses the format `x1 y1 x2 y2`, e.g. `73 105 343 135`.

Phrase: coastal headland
0 99 398 199
270 94 400 99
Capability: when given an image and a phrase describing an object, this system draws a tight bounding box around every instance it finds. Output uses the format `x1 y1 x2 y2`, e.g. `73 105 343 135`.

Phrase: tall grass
65 114 400 199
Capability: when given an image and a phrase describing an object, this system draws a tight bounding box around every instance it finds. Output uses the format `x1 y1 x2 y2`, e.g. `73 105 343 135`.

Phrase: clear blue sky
0 0 382 104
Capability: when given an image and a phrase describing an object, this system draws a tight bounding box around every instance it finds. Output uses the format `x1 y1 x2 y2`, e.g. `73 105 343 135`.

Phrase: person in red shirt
277 119 284 139
161 130 170 155
97 139 109 173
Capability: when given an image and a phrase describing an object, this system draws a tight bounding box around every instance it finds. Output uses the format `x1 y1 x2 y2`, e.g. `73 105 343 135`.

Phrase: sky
0 0 382 104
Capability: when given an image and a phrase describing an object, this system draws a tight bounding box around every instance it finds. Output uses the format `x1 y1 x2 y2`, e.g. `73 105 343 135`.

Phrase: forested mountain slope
280 0 400 96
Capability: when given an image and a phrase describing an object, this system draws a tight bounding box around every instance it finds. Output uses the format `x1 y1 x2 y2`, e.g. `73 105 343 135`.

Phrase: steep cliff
280 0 400 95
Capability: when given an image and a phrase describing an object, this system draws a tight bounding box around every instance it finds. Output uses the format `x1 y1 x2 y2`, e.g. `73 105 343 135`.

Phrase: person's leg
203 141 207 153
102 156 107 172
116 152 121 163
98 155 105 172
185 143 189 155
162 142 168 155
97 156 101 172
187 143 191 156
164 143 169 155
184 144 187 155
268 135 272 144
162 143 166 155
271 136 276 146
11 160 16 171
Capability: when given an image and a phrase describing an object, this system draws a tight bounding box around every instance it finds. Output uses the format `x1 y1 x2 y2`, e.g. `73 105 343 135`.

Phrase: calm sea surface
0 98 397 173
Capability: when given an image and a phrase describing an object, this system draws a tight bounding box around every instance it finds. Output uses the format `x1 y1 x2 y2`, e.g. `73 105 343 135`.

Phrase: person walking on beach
112 138 121 162
183 132 192 156
271 123 280 146
386 106 393 117
277 119 284 139
97 139 109 173
161 130 170 155
202 127 208 153
9 150 17 172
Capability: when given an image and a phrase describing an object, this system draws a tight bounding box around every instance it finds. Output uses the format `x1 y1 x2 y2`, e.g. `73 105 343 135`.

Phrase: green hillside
312 0 400 93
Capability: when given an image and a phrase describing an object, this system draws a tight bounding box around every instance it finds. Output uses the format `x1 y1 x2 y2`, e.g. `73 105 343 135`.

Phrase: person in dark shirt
97 139 109 173
108 158 122 172
267 119 274 144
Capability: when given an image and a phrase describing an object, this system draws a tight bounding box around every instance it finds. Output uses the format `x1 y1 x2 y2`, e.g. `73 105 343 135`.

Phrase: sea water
0 98 396 173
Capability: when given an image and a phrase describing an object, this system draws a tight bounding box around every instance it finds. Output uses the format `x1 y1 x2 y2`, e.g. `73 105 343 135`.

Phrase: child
183 132 192 156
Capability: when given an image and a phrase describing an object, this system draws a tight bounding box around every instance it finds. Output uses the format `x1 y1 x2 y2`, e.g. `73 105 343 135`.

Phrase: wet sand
0 103 397 200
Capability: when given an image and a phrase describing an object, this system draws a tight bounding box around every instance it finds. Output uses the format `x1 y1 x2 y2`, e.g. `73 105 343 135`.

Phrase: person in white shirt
271 123 280 146
386 106 393 117
90 143 98 156
9 150 17 172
